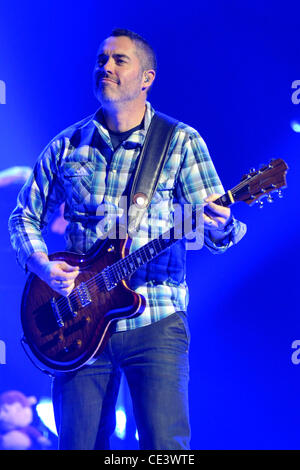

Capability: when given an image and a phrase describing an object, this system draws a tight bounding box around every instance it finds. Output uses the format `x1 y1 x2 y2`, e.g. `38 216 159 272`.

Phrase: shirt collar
92 101 155 149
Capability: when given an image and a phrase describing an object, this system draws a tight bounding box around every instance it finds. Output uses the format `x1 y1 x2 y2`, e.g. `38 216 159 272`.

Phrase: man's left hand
203 193 231 240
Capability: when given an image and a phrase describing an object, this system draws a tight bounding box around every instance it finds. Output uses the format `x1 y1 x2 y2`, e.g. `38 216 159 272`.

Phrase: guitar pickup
102 267 118 291
76 282 92 308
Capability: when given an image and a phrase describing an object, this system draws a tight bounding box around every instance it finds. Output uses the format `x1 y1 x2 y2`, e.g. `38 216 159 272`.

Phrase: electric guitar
21 158 288 373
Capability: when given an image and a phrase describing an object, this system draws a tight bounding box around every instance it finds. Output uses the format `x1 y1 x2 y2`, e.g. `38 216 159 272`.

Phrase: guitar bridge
50 298 64 328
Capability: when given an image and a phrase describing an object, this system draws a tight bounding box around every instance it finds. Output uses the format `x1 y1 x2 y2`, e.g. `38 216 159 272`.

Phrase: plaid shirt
8 101 246 331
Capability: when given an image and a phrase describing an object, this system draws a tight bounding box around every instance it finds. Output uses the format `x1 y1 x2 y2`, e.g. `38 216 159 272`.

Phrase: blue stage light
115 407 127 440
36 398 57 436
290 120 300 132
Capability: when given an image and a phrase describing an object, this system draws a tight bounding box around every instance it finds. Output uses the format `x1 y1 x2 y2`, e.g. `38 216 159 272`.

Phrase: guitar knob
250 168 256 173
256 200 264 208
267 194 273 203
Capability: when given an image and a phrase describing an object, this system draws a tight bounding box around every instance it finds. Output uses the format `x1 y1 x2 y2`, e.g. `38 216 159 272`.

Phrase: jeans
52 311 191 450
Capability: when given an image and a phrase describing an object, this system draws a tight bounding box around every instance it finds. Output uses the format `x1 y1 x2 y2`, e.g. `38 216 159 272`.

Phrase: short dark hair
110 28 157 73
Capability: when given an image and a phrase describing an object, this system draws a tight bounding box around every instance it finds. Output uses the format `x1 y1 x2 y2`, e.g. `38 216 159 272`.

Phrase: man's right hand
26 252 80 297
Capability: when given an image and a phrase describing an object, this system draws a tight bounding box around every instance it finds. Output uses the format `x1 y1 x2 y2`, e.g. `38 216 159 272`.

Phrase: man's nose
102 57 114 74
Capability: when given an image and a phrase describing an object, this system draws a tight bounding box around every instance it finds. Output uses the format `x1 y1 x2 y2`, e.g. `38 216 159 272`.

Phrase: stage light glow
115 407 127 440
36 398 58 436
290 120 300 132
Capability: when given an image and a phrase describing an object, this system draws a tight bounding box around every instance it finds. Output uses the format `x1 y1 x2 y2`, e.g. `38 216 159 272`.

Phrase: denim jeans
52 311 191 450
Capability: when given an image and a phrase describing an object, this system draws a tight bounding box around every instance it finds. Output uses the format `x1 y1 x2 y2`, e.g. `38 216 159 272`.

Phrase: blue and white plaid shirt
9 101 246 331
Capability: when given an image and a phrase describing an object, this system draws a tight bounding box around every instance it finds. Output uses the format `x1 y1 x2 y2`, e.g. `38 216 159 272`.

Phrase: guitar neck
106 219 186 287
103 187 236 287
211 190 235 208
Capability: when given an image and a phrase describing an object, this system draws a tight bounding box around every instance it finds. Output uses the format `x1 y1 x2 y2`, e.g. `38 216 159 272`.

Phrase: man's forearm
26 252 50 278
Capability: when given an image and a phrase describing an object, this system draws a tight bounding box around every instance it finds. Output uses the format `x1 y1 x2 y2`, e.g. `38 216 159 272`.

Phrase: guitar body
21 235 145 373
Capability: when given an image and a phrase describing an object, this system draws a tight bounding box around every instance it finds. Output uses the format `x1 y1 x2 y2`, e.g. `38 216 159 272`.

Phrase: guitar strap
127 111 178 236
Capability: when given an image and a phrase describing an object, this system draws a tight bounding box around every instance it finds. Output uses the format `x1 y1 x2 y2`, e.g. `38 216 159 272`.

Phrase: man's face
93 36 145 106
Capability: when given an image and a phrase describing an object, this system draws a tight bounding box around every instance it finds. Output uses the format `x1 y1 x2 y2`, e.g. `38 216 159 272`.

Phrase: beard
93 72 143 106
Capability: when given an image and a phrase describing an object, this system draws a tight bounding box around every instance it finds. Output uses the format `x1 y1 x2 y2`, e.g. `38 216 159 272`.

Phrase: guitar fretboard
113 236 175 282
102 203 211 288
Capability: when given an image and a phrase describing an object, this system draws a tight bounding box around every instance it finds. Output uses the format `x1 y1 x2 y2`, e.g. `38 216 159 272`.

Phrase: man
9 29 246 450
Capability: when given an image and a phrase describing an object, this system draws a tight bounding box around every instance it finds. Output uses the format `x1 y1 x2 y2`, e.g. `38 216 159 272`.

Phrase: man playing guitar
9 28 247 450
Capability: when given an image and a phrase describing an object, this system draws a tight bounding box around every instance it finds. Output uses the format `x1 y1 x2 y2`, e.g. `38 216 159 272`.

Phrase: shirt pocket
151 167 177 207
61 161 95 204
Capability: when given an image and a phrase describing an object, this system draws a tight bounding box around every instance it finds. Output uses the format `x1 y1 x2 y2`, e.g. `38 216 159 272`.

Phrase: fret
200 190 236 208
214 193 227 207
135 252 143 267
111 262 123 283
123 258 132 276
155 237 165 252
142 245 149 260
148 242 157 257
96 272 107 292
126 255 136 273
130 252 140 270
110 265 120 284
139 247 148 264
144 244 154 260
119 262 128 278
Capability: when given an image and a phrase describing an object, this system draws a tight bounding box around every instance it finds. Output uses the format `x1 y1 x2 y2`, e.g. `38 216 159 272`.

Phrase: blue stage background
0 0 299 449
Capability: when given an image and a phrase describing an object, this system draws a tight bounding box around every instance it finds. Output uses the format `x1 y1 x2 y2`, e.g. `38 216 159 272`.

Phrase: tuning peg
277 189 283 198
267 194 273 203
250 168 256 173
259 164 268 171
256 200 264 208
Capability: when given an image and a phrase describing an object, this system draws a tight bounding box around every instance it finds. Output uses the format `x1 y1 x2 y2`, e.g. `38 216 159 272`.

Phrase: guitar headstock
231 158 289 207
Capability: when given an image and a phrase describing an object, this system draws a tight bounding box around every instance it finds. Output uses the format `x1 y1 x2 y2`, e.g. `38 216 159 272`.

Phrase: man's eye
97 56 107 66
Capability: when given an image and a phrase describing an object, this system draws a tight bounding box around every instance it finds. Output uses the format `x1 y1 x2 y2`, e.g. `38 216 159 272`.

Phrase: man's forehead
97 36 137 56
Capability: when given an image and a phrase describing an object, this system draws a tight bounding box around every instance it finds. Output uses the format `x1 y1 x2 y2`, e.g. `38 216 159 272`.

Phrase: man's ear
142 70 155 90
